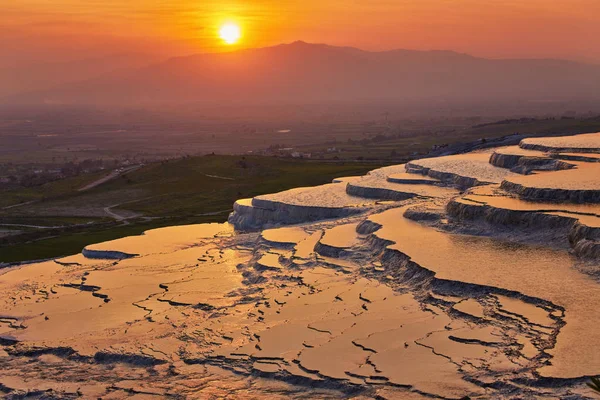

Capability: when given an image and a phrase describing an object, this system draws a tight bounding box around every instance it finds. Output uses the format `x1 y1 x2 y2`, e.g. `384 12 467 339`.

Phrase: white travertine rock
406 152 520 187
2 132 600 399
520 132 600 153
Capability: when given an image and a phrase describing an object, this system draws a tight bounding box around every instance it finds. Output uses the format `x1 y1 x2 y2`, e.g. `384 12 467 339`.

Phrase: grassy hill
3 116 600 264
0 155 382 263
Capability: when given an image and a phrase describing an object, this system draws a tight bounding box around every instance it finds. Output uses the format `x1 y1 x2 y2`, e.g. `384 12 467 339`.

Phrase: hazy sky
3 0 600 65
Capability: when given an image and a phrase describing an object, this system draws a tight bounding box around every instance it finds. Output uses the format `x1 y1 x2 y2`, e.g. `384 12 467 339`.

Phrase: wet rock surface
489 146 576 174
1 132 600 399
405 153 521 188
519 132 600 153
500 164 600 203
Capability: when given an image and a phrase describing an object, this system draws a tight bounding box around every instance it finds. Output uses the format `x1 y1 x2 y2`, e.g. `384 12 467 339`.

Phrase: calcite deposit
1 132 599 399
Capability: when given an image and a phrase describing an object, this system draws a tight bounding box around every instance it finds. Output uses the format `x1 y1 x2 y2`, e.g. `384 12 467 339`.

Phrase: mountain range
4 41 600 106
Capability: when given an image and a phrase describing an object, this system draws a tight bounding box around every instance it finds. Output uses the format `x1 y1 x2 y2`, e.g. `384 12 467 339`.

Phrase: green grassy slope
1 155 382 263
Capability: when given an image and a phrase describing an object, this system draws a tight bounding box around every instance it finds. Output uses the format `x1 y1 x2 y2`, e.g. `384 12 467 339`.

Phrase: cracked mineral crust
1 132 599 399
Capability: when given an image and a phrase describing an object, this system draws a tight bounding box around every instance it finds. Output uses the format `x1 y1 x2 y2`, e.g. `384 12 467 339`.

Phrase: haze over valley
4 42 600 107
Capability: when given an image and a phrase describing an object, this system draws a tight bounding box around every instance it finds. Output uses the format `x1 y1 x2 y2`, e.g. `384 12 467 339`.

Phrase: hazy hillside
0 53 160 98
7 41 600 106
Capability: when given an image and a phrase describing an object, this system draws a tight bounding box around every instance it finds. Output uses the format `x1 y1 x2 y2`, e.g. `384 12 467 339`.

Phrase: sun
219 22 241 45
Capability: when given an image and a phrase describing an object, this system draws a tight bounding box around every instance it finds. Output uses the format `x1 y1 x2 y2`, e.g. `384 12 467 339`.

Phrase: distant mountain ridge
5 41 600 106
0 53 160 98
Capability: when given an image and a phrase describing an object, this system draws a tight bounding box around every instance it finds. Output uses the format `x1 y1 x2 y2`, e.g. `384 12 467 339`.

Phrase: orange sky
3 0 600 64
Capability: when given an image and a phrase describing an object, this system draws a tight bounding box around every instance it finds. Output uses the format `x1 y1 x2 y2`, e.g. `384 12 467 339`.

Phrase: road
103 205 128 221
2 200 37 210
204 174 234 180
78 165 142 192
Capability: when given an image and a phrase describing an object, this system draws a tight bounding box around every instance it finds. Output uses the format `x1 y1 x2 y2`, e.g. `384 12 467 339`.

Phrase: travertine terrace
1 132 599 399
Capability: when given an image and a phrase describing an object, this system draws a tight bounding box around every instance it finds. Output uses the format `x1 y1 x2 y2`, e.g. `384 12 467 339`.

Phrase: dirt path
2 200 37 210
204 174 234 180
102 195 164 223
0 223 64 229
78 165 142 192
103 205 128 221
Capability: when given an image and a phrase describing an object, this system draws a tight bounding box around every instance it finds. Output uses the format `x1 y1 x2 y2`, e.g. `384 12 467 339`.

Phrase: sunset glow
4 0 600 62
219 22 241 45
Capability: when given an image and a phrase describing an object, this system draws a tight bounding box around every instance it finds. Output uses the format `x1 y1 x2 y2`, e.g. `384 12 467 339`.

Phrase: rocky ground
1 132 599 399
